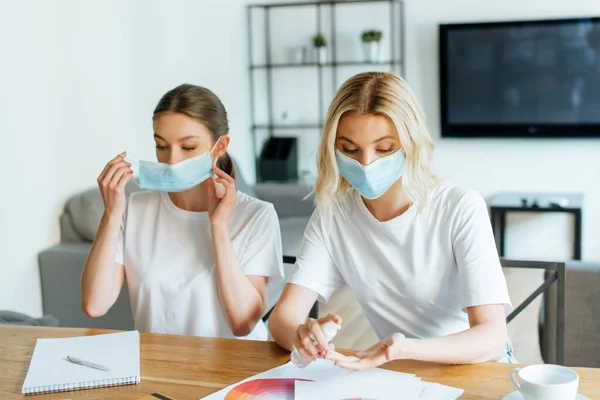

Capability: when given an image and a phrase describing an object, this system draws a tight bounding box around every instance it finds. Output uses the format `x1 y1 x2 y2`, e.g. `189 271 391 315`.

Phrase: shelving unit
247 0 405 181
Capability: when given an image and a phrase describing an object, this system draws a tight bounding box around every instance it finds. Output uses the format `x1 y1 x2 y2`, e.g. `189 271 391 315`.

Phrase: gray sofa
38 165 315 331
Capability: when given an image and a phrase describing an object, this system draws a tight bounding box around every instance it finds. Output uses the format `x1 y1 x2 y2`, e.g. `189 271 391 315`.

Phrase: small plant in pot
361 29 383 63
312 33 327 64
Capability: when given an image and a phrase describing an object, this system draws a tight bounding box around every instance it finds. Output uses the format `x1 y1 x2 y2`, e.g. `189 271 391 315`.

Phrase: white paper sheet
200 359 350 399
200 358 464 400
295 368 420 400
418 381 465 399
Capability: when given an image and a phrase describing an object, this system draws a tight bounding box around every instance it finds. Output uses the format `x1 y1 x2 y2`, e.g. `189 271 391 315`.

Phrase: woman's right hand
97 153 133 219
293 313 342 361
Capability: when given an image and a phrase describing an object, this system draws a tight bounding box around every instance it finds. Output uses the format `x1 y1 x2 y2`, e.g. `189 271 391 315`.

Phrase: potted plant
312 33 327 64
361 29 383 63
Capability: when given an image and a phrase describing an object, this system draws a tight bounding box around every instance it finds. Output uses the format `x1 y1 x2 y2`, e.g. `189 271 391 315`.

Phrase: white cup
510 364 579 400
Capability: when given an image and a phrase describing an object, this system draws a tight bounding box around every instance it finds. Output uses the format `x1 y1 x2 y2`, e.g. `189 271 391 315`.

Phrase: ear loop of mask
211 137 227 198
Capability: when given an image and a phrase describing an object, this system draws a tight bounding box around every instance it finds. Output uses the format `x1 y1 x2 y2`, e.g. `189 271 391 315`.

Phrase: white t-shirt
289 183 512 340
115 191 283 340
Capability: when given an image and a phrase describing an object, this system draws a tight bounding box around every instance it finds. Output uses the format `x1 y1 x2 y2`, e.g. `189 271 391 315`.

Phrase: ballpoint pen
66 356 110 372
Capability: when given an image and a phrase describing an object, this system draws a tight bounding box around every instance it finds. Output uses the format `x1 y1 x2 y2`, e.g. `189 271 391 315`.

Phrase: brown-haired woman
81 84 283 339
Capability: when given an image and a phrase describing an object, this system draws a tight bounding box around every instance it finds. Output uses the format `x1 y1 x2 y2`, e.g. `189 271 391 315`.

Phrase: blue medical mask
335 148 405 199
129 139 220 192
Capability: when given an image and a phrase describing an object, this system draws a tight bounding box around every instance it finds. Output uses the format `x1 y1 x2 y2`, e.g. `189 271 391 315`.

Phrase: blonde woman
268 72 515 369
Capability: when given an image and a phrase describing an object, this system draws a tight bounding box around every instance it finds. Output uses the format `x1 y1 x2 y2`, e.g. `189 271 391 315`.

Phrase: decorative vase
316 47 327 64
363 41 380 63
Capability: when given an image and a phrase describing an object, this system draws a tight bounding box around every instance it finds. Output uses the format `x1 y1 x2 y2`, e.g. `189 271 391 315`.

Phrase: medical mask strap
123 156 138 165
209 137 222 156
209 136 224 168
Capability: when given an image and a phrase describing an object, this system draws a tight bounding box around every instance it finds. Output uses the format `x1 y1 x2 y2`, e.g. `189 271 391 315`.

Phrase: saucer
502 391 590 400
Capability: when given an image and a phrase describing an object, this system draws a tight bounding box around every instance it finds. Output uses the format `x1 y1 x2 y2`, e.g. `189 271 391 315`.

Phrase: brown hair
153 84 235 178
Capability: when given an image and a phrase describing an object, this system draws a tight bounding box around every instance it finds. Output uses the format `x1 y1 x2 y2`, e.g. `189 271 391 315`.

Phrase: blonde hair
314 72 440 218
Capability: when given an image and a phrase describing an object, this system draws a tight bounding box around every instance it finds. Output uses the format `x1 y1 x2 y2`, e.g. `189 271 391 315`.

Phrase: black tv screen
440 17 600 138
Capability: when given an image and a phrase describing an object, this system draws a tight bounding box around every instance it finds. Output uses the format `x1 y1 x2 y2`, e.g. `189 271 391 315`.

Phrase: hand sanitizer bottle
290 321 341 368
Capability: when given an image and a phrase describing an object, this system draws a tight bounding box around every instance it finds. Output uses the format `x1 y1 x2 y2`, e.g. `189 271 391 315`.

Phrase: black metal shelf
251 60 402 69
249 0 400 9
253 124 322 130
248 0 405 181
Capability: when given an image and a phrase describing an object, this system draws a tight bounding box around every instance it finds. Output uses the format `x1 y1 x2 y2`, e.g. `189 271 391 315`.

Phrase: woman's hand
97 153 133 219
326 333 408 371
292 313 342 362
207 165 237 228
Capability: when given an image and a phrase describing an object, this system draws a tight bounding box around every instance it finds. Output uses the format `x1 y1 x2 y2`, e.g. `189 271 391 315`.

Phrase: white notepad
22 331 140 395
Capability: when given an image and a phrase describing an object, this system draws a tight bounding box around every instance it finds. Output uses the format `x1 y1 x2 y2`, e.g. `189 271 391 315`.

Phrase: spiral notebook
22 330 140 395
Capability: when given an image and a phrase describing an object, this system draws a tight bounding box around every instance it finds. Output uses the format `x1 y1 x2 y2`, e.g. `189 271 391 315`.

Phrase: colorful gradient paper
224 378 311 400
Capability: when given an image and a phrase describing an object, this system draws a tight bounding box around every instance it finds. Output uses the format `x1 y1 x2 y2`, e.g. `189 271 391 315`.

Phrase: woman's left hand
325 333 407 371
207 165 237 227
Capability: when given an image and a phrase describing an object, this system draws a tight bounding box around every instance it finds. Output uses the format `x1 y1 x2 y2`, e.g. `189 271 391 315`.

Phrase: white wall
0 0 252 317
255 0 600 262
406 0 600 262
2 0 600 317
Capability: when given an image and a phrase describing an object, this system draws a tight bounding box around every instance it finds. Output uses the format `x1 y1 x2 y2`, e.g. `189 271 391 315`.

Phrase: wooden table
1 325 598 400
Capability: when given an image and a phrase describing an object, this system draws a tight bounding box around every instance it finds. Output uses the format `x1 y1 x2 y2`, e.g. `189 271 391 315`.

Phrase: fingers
215 177 234 192
212 165 234 183
319 313 343 326
297 324 319 359
292 332 314 362
206 176 217 199
215 178 236 201
98 152 127 183
335 357 374 371
306 318 330 354
335 350 384 371
99 160 131 189
115 169 133 192
324 350 359 363
107 165 133 191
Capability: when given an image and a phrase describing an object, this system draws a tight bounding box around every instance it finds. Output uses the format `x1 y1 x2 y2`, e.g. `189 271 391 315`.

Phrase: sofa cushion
0 311 59 327
65 182 142 242
39 243 135 330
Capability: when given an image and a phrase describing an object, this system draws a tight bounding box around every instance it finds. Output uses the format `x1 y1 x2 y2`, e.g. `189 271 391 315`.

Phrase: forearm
81 212 124 317
399 323 507 364
269 303 305 352
212 224 265 336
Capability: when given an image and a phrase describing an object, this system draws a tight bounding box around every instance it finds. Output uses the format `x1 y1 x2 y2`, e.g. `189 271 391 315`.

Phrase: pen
66 356 110 372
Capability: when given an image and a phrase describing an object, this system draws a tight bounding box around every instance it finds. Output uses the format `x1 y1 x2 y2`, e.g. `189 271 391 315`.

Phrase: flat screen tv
440 17 600 138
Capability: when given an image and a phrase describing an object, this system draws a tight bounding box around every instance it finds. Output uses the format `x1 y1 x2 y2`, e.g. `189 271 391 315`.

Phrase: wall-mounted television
439 17 600 138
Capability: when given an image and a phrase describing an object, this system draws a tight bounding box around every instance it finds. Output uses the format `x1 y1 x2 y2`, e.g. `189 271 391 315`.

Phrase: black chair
262 256 319 322
501 259 566 365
